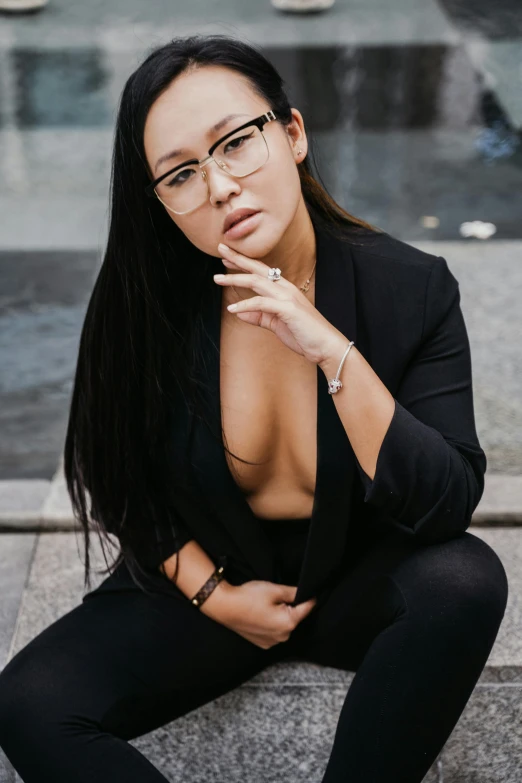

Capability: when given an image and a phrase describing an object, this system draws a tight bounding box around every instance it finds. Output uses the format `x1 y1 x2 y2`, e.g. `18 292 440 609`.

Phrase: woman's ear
286 108 307 156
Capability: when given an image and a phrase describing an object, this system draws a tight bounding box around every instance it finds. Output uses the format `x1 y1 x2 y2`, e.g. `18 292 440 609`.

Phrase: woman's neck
263 200 316 289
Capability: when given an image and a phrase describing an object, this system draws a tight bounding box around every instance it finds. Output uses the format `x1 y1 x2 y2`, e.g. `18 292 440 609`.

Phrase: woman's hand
213 242 347 367
206 579 317 650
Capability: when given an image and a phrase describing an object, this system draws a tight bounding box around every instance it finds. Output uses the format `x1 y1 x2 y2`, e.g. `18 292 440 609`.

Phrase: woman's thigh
285 528 509 670
0 559 279 744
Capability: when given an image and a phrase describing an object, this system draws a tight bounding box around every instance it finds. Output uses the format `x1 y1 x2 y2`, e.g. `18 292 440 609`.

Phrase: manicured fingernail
213 274 224 280
218 243 228 252
227 303 237 311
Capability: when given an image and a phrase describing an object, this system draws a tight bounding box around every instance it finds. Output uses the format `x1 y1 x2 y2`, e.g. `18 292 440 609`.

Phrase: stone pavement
0 520 520 782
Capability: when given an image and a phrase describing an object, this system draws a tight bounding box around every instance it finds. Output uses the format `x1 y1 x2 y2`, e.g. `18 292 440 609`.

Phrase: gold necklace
298 259 317 294
230 259 317 302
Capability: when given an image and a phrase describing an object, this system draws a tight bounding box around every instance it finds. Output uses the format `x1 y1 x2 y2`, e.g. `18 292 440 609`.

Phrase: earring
296 147 303 158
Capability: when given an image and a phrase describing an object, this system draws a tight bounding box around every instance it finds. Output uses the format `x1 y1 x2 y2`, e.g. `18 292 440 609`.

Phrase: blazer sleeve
355 255 487 544
136 515 195 570
90 501 194 571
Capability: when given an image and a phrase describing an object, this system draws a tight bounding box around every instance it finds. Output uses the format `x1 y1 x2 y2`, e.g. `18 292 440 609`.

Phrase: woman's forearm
159 540 236 621
319 340 395 481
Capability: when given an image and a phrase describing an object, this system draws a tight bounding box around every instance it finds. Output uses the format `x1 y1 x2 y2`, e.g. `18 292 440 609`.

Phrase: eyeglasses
145 110 278 215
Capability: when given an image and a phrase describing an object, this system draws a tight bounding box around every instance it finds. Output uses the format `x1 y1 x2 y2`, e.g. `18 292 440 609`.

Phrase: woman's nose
203 161 242 206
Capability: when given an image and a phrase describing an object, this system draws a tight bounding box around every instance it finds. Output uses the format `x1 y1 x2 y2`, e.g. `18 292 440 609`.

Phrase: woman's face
143 65 307 259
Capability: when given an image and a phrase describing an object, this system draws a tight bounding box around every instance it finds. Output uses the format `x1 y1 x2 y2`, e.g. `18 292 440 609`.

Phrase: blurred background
0 0 521 484
0 3 521 782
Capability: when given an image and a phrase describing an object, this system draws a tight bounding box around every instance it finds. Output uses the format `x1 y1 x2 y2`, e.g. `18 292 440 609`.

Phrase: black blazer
142 211 486 607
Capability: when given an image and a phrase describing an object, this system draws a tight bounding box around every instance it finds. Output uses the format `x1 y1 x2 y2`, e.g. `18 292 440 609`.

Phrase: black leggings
0 520 508 783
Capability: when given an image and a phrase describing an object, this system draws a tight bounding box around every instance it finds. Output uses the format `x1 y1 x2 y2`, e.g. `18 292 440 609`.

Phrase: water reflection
1 37 521 477
0 250 98 479
13 48 110 128
2 42 519 240
438 0 522 40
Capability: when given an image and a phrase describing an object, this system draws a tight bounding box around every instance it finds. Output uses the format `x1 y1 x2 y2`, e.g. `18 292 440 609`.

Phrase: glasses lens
154 125 268 214
214 124 268 178
154 163 208 215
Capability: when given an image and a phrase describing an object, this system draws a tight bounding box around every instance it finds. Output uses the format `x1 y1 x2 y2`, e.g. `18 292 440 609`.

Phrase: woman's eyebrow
153 113 251 174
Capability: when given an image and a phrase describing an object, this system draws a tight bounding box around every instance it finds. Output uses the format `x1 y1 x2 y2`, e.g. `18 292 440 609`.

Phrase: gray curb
1 467 522 529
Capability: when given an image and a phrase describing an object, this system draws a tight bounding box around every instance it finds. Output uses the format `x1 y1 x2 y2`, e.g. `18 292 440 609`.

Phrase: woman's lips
224 211 261 239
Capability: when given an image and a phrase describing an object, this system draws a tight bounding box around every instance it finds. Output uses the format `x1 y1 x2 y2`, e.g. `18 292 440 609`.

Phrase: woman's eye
224 132 253 153
166 168 193 187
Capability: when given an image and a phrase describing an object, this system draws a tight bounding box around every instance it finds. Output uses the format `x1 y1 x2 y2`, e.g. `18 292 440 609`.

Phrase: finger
215 273 289 299
227 295 291 317
218 243 254 267
219 246 302 296
218 243 270 276
288 598 317 625
274 585 298 603
221 258 240 267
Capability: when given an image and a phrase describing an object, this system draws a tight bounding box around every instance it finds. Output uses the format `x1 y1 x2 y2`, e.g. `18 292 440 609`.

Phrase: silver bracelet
327 341 355 394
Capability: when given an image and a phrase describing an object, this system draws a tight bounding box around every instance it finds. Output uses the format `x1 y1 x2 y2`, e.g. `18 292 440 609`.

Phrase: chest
219 304 318 518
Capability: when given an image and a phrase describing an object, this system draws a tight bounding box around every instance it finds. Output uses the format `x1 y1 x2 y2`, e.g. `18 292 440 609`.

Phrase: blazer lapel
189 213 358 603
293 219 357 604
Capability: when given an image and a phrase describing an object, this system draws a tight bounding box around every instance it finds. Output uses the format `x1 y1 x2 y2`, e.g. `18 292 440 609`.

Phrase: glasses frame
144 110 278 215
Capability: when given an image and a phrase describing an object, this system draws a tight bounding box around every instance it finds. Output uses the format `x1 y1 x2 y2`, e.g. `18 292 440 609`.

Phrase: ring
268 267 282 281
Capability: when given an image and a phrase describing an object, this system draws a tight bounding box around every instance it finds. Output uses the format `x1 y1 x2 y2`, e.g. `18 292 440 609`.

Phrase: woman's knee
0 651 42 747
443 532 508 618
0 642 88 747
398 532 509 629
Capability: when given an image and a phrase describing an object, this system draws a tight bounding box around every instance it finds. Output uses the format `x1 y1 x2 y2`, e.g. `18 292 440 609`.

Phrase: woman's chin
229 228 283 260
223 235 267 258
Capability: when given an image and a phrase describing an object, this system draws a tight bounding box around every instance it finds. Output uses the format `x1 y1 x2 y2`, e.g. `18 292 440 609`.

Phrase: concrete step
2 468 522 529
0 526 520 782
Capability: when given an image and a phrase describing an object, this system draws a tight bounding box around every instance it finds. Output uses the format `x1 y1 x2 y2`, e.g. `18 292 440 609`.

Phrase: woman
0 34 509 783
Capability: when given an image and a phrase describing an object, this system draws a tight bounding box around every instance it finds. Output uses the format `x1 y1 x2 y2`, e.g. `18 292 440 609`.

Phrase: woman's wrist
318 333 354 376
198 579 238 622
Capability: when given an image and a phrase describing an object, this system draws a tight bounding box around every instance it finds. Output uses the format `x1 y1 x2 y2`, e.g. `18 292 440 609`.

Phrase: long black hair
63 33 382 595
